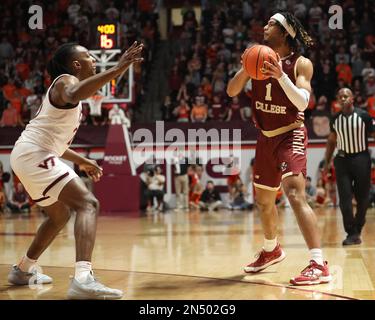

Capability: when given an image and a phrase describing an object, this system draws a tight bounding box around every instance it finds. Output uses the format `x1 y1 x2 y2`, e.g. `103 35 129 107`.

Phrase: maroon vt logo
38 156 56 169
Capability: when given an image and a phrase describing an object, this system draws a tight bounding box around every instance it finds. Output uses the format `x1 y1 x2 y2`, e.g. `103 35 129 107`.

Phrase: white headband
270 13 296 39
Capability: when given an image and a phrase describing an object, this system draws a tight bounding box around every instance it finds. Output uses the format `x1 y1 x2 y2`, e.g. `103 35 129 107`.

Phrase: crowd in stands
164 0 375 123
0 0 159 127
0 160 31 216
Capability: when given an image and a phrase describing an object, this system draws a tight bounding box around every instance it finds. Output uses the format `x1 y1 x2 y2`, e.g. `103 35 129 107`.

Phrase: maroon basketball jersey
251 52 305 131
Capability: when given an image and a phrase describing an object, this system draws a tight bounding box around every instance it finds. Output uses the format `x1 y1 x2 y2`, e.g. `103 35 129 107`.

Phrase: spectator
146 165 166 212
351 51 365 81
315 178 329 208
367 92 375 118
199 181 222 211
173 99 190 123
200 76 212 101
335 57 352 86
0 161 10 213
0 102 24 127
188 165 203 210
6 182 30 214
225 156 241 198
0 37 14 63
334 46 350 65
208 95 226 121
172 151 189 211
108 104 130 127
191 96 208 123
226 96 246 121
305 176 317 208
161 95 174 121
365 72 375 97
228 178 251 210
362 61 375 82
25 90 41 121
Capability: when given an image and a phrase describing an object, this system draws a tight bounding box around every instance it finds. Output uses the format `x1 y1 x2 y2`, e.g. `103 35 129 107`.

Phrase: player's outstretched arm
226 67 249 97
51 42 144 107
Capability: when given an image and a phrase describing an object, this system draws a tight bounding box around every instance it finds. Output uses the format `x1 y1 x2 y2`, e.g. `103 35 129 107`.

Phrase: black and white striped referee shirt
330 108 374 154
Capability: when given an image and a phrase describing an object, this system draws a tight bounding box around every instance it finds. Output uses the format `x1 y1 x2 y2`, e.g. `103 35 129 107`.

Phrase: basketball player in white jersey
8 41 143 299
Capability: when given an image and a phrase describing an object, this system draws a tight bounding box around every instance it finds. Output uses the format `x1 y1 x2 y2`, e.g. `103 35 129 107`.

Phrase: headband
270 13 296 39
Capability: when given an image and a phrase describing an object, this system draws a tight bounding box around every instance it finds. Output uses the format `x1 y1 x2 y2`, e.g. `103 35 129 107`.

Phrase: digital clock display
96 23 118 49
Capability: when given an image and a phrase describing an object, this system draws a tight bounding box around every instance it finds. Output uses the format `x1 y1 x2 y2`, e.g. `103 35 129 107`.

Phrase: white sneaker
8 265 52 285
67 272 123 300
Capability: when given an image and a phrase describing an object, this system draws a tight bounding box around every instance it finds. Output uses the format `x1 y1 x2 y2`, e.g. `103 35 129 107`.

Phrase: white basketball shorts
10 142 78 207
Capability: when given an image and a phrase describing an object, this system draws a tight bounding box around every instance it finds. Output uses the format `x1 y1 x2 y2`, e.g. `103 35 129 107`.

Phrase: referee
325 88 374 246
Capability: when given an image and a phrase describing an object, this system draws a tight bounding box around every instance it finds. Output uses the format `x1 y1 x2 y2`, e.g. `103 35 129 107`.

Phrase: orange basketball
242 44 279 80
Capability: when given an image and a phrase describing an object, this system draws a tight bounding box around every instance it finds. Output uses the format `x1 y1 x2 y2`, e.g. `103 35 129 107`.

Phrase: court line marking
0 264 355 300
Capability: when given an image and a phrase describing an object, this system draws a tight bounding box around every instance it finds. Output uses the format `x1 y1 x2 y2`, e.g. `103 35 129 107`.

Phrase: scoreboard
95 22 119 49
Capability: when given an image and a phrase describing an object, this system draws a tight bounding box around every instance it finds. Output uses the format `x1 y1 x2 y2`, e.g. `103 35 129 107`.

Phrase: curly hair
276 12 314 50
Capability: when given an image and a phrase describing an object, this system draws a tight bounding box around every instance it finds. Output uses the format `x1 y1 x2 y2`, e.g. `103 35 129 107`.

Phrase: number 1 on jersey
265 83 272 101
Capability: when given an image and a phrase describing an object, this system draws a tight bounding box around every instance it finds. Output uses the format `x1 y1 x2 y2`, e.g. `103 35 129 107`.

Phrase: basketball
242 44 279 80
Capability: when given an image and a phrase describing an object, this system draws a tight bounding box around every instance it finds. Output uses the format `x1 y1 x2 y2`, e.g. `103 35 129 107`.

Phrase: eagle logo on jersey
280 161 288 172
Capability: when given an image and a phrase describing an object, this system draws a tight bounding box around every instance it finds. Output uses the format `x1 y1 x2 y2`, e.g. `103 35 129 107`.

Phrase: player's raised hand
117 41 144 71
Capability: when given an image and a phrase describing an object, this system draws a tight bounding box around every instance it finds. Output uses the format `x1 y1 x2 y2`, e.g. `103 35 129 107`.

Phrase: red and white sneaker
244 243 286 273
290 260 332 285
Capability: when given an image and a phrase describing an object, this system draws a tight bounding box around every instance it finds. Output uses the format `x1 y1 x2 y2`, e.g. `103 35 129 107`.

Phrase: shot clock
95 22 119 49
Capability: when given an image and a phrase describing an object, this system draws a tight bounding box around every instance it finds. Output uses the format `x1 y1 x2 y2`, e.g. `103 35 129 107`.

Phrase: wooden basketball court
1 207 374 300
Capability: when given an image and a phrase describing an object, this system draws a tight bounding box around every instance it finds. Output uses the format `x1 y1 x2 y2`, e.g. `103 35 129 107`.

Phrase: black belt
337 150 368 158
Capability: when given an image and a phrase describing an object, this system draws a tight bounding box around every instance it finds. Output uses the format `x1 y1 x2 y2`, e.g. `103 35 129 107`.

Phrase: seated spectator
25 89 41 121
191 96 208 123
0 37 14 64
145 165 166 212
365 72 375 97
199 181 222 211
225 156 241 198
335 57 352 86
0 161 10 213
228 178 251 210
6 182 30 214
161 95 174 121
176 80 191 102
367 93 375 118
173 99 190 123
318 158 336 206
0 102 24 127
361 61 375 82
200 76 212 101
209 95 226 121
2 78 16 100
275 188 287 208
226 96 246 121
108 104 130 127
315 178 329 208
305 176 317 208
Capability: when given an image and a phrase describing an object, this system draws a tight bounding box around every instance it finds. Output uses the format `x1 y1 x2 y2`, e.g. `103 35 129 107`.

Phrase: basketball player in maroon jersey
227 12 332 285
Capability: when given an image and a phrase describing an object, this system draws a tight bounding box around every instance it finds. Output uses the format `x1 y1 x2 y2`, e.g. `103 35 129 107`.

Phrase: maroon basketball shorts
253 126 307 191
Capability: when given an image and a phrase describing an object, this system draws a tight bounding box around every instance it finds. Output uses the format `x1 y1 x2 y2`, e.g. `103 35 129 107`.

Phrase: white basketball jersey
16 74 82 156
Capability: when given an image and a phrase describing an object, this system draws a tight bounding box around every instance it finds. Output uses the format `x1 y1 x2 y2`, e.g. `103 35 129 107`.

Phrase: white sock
75 261 92 283
263 238 277 252
18 255 37 273
310 248 324 266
